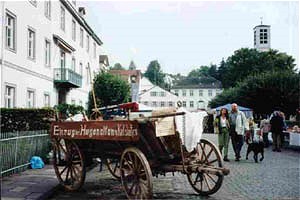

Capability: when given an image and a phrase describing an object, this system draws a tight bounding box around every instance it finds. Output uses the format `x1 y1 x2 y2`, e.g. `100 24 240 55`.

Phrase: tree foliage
110 63 125 70
88 73 130 115
144 60 166 88
219 48 296 88
128 60 137 70
209 71 300 116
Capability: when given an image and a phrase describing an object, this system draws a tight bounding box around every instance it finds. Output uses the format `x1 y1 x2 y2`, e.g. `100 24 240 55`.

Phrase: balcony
53 68 82 88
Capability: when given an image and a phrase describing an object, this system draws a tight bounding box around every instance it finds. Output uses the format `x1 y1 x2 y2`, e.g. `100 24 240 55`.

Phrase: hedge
1 108 55 132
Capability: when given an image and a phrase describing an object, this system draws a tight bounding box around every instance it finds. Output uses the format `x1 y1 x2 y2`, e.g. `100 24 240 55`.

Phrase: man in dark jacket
270 111 284 152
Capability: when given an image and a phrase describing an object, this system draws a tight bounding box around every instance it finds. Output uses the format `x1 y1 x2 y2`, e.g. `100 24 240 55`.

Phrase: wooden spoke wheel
106 158 121 179
187 139 224 196
52 138 86 191
120 147 153 200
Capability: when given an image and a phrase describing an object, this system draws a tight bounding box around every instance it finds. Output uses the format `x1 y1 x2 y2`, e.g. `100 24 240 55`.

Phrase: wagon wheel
120 147 153 200
52 138 86 191
187 139 224 196
106 158 121 179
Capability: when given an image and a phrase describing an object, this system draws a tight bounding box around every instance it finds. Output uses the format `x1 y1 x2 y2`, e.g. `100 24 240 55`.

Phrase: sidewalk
1 165 59 200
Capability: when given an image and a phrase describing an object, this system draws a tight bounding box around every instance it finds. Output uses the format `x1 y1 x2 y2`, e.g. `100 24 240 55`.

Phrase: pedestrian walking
260 118 270 147
270 110 284 152
229 103 249 161
213 108 230 162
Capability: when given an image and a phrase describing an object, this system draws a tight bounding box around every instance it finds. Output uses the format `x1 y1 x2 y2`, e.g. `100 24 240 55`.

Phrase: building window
182 101 186 107
27 89 35 108
259 29 268 44
168 101 173 107
152 101 157 107
71 99 76 105
5 11 16 51
93 42 96 59
79 62 83 75
160 91 165 97
174 90 178 96
4 85 16 108
160 101 165 107
86 35 89 52
72 57 76 71
182 90 186 96
44 1 51 19
208 89 212 97
150 91 157 96
45 39 51 67
254 31 256 45
144 101 148 106
190 101 194 108
80 28 83 47
190 90 193 96
60 50 66 68
44 93 50 107
60 6 65 31
29 0 37 6
199 89 203 96
28 28 36 60
71 20 76 41
79 100 83 106
86 63 90 84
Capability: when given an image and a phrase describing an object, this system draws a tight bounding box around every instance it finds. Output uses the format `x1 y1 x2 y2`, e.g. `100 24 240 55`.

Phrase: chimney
78 7 86 17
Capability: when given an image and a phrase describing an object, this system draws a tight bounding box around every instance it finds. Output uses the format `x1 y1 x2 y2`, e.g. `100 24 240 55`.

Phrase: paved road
49 134 300 200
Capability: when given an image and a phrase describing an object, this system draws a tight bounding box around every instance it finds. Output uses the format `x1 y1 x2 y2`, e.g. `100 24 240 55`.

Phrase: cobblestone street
49 134 300 200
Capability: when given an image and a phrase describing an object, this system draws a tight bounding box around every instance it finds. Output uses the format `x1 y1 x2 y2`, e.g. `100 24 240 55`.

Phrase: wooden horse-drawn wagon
50 102 229 199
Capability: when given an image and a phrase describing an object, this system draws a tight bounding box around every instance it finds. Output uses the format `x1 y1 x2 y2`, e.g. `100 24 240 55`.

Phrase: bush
54 103 84 119
0 108 55 132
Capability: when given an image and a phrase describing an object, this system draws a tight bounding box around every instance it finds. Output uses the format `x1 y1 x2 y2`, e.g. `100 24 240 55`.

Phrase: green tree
128 60 137 70
110 63 125 70
88 73 130 115
220 48 296 88
144 60 166 88
209 71 299 116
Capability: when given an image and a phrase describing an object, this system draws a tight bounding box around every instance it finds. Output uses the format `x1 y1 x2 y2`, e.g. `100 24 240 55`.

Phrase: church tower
253 18 271 52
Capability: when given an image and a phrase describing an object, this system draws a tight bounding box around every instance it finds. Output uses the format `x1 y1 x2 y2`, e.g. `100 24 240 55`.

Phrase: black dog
246 141 264 163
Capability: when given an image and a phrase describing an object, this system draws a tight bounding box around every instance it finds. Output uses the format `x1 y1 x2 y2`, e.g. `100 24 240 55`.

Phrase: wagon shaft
188 165 230 176
160 164 230 176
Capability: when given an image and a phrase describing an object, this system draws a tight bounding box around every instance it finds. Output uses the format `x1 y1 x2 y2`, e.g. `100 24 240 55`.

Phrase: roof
109 70 142 76
139 85 178 98
172 82 222 89
60 0 103 45
253 24 271 29
108 70 142 83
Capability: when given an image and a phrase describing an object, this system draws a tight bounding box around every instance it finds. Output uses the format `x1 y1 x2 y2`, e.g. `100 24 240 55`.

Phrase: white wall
1 1 103 108
139 86 180 110
171 88 222 111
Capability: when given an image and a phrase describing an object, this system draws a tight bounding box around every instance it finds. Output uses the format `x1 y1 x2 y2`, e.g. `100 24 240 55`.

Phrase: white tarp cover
175 108 208 152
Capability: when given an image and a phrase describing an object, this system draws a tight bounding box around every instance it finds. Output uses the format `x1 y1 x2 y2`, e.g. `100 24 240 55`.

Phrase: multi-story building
171 82 223 111
253 22 271 52
1 0 105 109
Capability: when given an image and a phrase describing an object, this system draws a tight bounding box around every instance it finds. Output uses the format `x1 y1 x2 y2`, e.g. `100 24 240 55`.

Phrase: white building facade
171 83 223 111
1 0 104 109
139 86 180 110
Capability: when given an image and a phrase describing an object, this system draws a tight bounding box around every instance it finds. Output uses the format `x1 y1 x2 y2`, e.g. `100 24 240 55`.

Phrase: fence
0 130 51 177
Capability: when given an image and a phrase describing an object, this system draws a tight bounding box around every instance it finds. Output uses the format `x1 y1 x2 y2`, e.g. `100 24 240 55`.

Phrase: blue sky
79 1 299 75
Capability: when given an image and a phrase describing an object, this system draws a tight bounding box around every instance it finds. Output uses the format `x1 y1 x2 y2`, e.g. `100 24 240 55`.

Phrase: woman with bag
214 108 230 162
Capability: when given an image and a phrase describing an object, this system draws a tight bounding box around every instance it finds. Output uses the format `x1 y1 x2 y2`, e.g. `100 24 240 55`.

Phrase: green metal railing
53 68 82 88
0 130 51 177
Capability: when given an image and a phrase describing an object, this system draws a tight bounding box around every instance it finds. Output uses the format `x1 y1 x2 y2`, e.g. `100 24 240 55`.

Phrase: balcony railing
53 68 82 88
